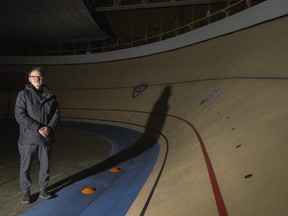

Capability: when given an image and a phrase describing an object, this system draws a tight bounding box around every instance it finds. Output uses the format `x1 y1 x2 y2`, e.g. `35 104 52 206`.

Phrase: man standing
15 67 60 204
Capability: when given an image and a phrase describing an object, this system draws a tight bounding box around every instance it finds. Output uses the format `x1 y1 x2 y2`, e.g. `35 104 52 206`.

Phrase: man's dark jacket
15 83 60 145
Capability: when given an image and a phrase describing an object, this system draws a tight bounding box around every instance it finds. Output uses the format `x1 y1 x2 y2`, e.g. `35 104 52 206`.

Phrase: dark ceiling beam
95 0 238 12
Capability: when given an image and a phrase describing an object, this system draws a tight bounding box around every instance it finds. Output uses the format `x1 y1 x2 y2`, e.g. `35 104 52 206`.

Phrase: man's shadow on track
48 85 172 193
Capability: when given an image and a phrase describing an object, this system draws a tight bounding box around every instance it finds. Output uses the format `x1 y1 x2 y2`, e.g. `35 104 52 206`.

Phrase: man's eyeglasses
29 76 43 80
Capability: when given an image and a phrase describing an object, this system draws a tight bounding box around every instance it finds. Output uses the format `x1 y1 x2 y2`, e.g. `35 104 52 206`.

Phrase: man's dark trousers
18 144 51 191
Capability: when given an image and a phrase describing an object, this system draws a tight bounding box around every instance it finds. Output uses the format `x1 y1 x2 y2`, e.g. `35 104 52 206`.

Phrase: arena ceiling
0 0 108 44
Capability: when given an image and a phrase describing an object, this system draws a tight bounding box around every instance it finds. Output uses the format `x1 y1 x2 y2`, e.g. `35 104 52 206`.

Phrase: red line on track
168 114 228 216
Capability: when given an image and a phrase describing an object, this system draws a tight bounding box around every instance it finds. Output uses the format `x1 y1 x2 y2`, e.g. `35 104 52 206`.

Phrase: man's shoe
39 189 52 199
21 190 31 204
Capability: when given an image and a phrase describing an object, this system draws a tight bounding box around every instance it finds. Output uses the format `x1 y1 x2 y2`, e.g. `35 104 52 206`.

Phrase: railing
113 0 247 49
0 0 259 56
